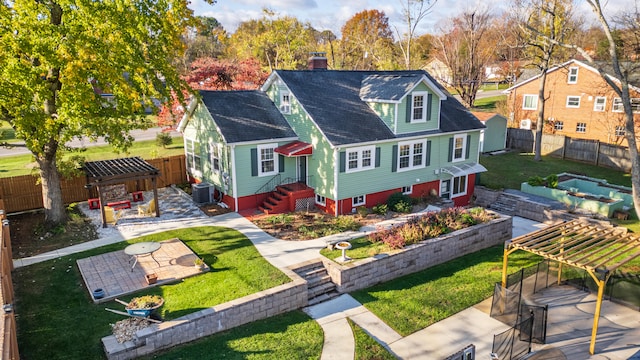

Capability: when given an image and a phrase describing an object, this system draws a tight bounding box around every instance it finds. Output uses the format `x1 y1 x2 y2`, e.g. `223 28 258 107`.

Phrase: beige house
503 59 640 146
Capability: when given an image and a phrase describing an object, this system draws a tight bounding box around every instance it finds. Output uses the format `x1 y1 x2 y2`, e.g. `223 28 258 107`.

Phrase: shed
472 112 507 153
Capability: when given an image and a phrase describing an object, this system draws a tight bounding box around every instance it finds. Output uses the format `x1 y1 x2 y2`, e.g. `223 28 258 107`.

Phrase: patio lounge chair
104 206 122 225
138 198 156 216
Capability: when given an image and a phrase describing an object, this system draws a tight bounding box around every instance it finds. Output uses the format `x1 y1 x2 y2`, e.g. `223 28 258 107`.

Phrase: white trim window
566 96 581 108
452 175 467 197
452 134 466 162
613 98 640 112
398 140 425 171
411 92 428 122
615 126 625 137
346 145 375 173
402 185 413 195
568 67 579 84
554 121 564 131
593 96 606 112
576 122 587 133
522 94 538 110
258 143 278 177
279 91 291 114
185 138 202 175
315 194 326 206
352 195 365 207
211 143 222 173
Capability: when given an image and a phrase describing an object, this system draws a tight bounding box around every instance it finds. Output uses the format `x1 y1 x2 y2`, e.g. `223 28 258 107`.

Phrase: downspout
231 144 239 212
334 147 340 216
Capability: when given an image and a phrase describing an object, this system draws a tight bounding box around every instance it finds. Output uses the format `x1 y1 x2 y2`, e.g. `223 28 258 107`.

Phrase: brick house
503 59 640 146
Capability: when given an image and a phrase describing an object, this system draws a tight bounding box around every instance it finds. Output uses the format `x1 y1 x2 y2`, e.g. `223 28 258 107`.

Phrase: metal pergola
82 157 161 227
501 219 640 355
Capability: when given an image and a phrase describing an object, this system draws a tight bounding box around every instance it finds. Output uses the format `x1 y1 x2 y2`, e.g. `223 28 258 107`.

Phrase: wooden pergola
502 219 640 355
82 157 160 227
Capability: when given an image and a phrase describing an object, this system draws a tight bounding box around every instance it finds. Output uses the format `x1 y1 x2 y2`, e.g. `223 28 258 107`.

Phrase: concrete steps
291 259 339 306
488 193 519 215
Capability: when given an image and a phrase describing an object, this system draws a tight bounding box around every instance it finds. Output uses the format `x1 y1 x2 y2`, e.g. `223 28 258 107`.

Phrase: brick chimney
308 52 328 70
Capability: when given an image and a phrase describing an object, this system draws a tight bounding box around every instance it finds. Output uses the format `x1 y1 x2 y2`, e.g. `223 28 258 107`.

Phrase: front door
440 179 451 199
297 156 307 184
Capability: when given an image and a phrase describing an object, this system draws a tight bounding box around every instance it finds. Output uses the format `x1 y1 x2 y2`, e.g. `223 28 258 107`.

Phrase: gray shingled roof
199 90 297 144
276 70 484 146
360 74 423 101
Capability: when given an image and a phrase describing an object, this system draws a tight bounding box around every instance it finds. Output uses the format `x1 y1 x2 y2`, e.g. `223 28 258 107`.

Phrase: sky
189 0 638 38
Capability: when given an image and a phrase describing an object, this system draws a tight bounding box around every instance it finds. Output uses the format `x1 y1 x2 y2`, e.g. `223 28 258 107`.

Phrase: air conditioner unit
192 182 212 204
520 119 532 130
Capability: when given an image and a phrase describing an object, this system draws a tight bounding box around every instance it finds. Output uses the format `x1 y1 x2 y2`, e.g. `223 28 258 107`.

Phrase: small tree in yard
0 0 214 226
156 132 173 149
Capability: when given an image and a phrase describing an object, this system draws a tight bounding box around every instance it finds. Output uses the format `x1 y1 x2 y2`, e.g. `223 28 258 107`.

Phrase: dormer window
280 91 291 114
411 92 428 122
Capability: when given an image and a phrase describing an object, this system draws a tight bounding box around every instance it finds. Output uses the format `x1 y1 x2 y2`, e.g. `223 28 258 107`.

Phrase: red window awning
274 141 313 157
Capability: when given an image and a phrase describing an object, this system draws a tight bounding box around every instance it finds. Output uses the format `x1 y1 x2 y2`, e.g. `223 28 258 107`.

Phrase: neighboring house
471 112 507 153
503 59 640 145
424 58 453 86
178 56 487 216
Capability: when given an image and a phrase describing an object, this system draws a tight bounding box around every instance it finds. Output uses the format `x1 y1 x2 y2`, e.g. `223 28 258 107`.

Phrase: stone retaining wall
321 214 512 293
102 268 307 360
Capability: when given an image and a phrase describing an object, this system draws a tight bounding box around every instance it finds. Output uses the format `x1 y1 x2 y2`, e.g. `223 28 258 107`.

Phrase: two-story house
178 55 487 216
504 59 640 145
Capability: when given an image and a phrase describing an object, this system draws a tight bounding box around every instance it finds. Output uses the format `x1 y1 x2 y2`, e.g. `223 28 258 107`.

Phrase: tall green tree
228 9 315 71
340 9 397 70
0 0 205 225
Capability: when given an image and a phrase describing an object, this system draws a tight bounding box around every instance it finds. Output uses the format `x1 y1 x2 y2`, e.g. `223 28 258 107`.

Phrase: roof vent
308 52 328 70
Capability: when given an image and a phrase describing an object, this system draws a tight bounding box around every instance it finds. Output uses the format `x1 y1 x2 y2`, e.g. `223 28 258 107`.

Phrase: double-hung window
566 96 581 108
522 94 538 110
211 144 221 173
411 92 427 122
452 134 466 162
186 138 202 175
593 96 606 111
612 98 640 112
568 67 579 84
346 146 375 173
279 91 291 114
257 144 278 176
398 140 425 171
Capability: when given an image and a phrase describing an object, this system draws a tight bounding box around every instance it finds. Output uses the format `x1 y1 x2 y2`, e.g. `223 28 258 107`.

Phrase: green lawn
479 152 632 191
14 226 291 360
0 137 185 177
473 95 506 111
352 245 541 336
142 310 323 360
349 319 396 360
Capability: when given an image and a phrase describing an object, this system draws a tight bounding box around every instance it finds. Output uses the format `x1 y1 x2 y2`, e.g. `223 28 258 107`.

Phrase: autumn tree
227 9 316 71
178 16 227 72
340 9 398 70
434 8 495 107
158 58 268 128
0 0 204 226
515 0 576 161
395 0 437 69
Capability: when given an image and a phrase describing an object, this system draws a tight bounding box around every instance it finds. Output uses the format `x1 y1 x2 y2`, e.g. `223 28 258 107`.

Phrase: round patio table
124 242 161 272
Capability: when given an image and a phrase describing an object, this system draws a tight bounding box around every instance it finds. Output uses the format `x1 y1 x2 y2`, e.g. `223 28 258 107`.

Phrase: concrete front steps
488 192 519 215
290 259 339 306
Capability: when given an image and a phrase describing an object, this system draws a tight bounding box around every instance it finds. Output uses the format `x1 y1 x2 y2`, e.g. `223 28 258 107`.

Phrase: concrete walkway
13 205 640 360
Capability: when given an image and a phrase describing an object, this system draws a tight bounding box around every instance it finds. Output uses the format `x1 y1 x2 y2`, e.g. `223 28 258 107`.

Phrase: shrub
545 174 559 188
527 176 545 187
372 203 388 215
334 215 361 231
356 206 369 218
387 192 412 211
156 132 173 148
393 200 413 213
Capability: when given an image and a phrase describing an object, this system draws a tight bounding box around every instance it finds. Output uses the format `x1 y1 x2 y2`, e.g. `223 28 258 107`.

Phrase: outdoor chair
137 198 156 216
104 206 122 225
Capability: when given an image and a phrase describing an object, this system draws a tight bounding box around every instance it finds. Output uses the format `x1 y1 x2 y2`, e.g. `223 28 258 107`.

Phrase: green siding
368 102 395 131
231 143 298 197
396 83 440 134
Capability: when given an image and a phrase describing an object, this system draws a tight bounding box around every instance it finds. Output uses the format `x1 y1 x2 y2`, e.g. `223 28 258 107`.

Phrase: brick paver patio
77 238 206 303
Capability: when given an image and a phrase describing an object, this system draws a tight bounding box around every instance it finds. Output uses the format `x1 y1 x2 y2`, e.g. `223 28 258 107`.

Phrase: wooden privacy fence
0 155 187 214
507 129 632 172
0 201 19 359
